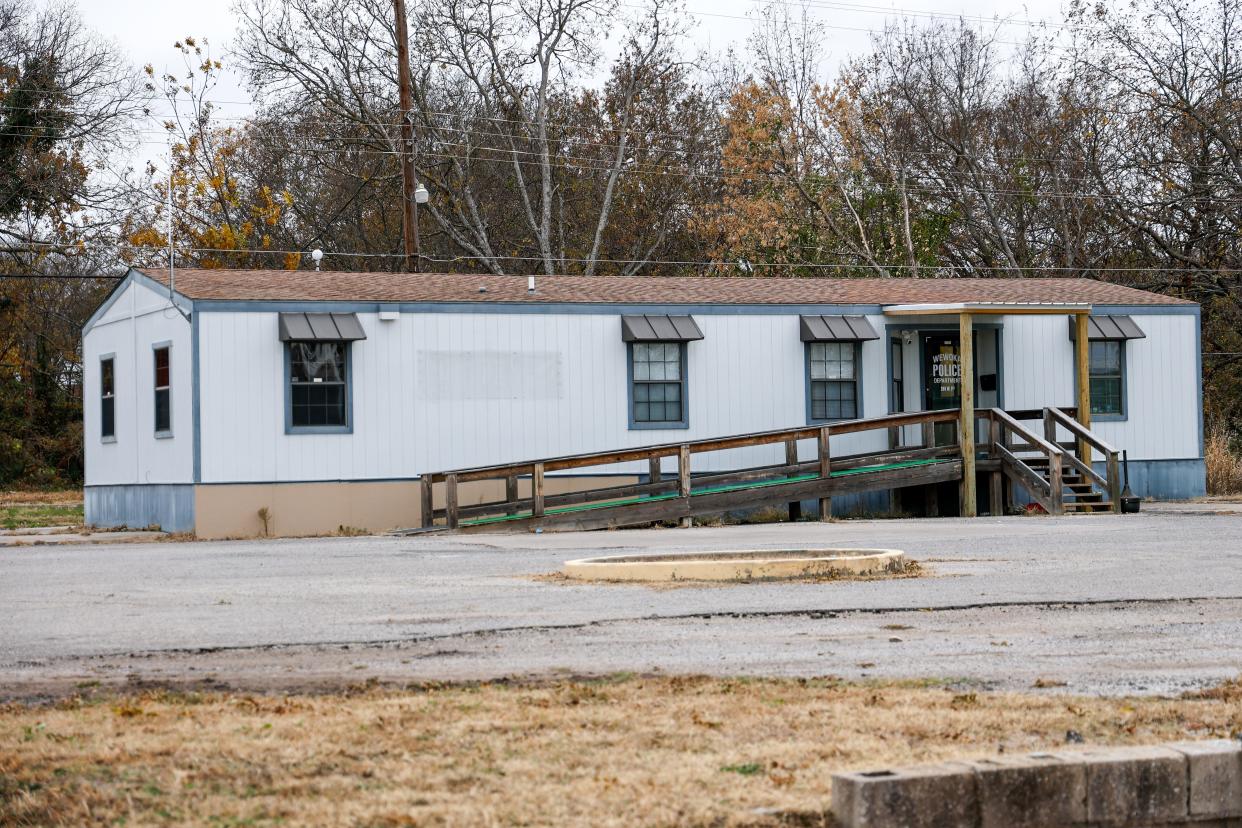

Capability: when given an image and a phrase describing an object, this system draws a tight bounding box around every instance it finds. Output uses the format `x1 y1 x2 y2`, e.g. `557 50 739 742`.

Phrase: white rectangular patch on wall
416 351 564 401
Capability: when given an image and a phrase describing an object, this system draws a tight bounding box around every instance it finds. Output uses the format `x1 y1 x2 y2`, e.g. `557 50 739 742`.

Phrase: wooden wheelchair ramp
409 410 964 533
403 407 1124 534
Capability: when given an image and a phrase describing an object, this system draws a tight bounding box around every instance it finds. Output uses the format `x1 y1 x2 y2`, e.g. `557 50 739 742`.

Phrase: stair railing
1043 407 1123 513
988 408 1065 515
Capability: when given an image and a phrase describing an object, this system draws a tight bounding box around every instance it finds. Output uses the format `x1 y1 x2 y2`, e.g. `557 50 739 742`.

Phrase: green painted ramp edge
458 457 949 527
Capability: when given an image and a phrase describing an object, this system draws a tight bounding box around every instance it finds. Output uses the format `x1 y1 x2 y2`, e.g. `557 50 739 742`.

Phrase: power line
5 235 1239 275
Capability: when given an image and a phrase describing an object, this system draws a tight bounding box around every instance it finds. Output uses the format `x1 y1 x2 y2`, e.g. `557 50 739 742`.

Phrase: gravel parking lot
4 508 1242 698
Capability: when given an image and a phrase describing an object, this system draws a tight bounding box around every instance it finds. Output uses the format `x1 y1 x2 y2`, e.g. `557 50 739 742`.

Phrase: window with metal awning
798 315 879 342
620 316 701 429
620 314 704 342
799 316 878 423
278 313 365 434
278 312 367 341
1068 316 1143 419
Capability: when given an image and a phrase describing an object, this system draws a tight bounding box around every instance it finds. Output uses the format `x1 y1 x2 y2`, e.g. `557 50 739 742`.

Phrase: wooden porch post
1075 312 1093 467
959 312 977 517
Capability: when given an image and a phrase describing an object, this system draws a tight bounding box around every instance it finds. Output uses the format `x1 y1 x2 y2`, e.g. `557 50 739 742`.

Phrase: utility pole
393 0 420 273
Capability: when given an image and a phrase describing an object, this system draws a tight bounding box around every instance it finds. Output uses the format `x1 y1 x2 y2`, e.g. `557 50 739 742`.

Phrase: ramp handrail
419 409 960 530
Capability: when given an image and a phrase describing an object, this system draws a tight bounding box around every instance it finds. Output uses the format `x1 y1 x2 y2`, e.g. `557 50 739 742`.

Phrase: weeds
1205 422 1242 495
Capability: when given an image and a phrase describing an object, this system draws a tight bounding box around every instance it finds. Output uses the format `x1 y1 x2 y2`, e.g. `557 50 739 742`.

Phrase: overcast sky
78 0 1072 170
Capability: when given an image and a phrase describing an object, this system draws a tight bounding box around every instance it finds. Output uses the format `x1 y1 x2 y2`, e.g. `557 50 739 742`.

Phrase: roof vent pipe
527 275 536 294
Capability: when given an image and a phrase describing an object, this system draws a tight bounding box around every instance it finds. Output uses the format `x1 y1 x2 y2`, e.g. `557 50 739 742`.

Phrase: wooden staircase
1024 458 1113 512
984 406 1122 516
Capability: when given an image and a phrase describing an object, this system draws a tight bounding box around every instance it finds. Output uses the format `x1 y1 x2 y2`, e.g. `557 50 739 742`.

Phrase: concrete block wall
832 739 1242 828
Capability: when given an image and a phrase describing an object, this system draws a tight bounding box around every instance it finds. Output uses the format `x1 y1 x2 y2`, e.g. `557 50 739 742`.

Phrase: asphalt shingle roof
138 268 1194 306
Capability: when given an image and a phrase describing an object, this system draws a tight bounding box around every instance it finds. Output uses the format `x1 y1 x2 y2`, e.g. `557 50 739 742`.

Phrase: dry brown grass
0 490 81 507
4 676 1242 827
1206 422 1242 496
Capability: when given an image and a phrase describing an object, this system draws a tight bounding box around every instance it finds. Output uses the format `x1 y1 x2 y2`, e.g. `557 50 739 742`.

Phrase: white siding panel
1000 313 1199 461
199 311 892 482
83 279 192 485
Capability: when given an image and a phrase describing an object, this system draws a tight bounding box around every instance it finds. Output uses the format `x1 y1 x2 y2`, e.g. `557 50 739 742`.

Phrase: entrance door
923 333 961 446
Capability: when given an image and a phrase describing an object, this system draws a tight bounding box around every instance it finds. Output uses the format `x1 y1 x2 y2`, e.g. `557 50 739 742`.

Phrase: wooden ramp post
817 426 832 521
959 312 977 517
785 439 802 521
678 444 692 528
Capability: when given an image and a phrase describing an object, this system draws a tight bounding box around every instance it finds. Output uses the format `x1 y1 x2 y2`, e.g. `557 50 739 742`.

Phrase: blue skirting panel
1092 457 1207 500
1011 458 1206 506
85 484 196 533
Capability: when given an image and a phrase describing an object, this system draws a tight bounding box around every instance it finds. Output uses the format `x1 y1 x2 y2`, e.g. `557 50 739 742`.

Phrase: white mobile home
81 268 1203 537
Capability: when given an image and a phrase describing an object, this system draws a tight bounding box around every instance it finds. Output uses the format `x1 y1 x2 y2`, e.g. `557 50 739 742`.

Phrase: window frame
100 353 117 443
284 340 354 435
806 340 863 424
1086 339 1127 421
627 341 689 430
152 341 173 438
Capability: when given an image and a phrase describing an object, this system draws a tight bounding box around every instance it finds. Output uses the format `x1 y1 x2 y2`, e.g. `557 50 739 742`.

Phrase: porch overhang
882 302 1092 316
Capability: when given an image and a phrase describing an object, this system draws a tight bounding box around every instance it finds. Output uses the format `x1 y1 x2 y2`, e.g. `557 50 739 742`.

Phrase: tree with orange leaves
122 38 298 271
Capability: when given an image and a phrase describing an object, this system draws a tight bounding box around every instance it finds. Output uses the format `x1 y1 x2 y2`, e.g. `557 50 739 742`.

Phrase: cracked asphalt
3 507 1242 698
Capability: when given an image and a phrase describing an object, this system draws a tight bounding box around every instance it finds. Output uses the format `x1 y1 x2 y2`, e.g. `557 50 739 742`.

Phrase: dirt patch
4 674 1240 828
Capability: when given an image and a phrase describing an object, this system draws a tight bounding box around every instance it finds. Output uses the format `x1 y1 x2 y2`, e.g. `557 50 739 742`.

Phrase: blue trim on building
191 311 201 482
283 340 355 435
184 299 1200 317
884 322 1003 413
84 269 195 336
194 299 890 316
85 483 195 533
82 270 134 334
626 341 690 430
1089 304 1200 316
1193 305 1204 456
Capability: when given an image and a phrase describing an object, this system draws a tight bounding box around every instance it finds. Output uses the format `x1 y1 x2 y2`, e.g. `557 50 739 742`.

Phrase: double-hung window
289 342 349 428
800 315 878 423
809 342 858 421
153 345 172 436
1089 341 1124 416
100 356 116 441
632 342 685 425
278 312 367 433
1072 314 1144 420
621 314 702 430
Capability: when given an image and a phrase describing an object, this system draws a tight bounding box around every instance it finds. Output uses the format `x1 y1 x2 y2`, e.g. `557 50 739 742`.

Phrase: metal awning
278 312 367 342
1069 314 1146 341
620 314 704 342
799 315 879 342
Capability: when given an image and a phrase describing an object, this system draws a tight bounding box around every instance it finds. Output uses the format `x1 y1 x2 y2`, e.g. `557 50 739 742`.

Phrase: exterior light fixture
414 183 429 204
